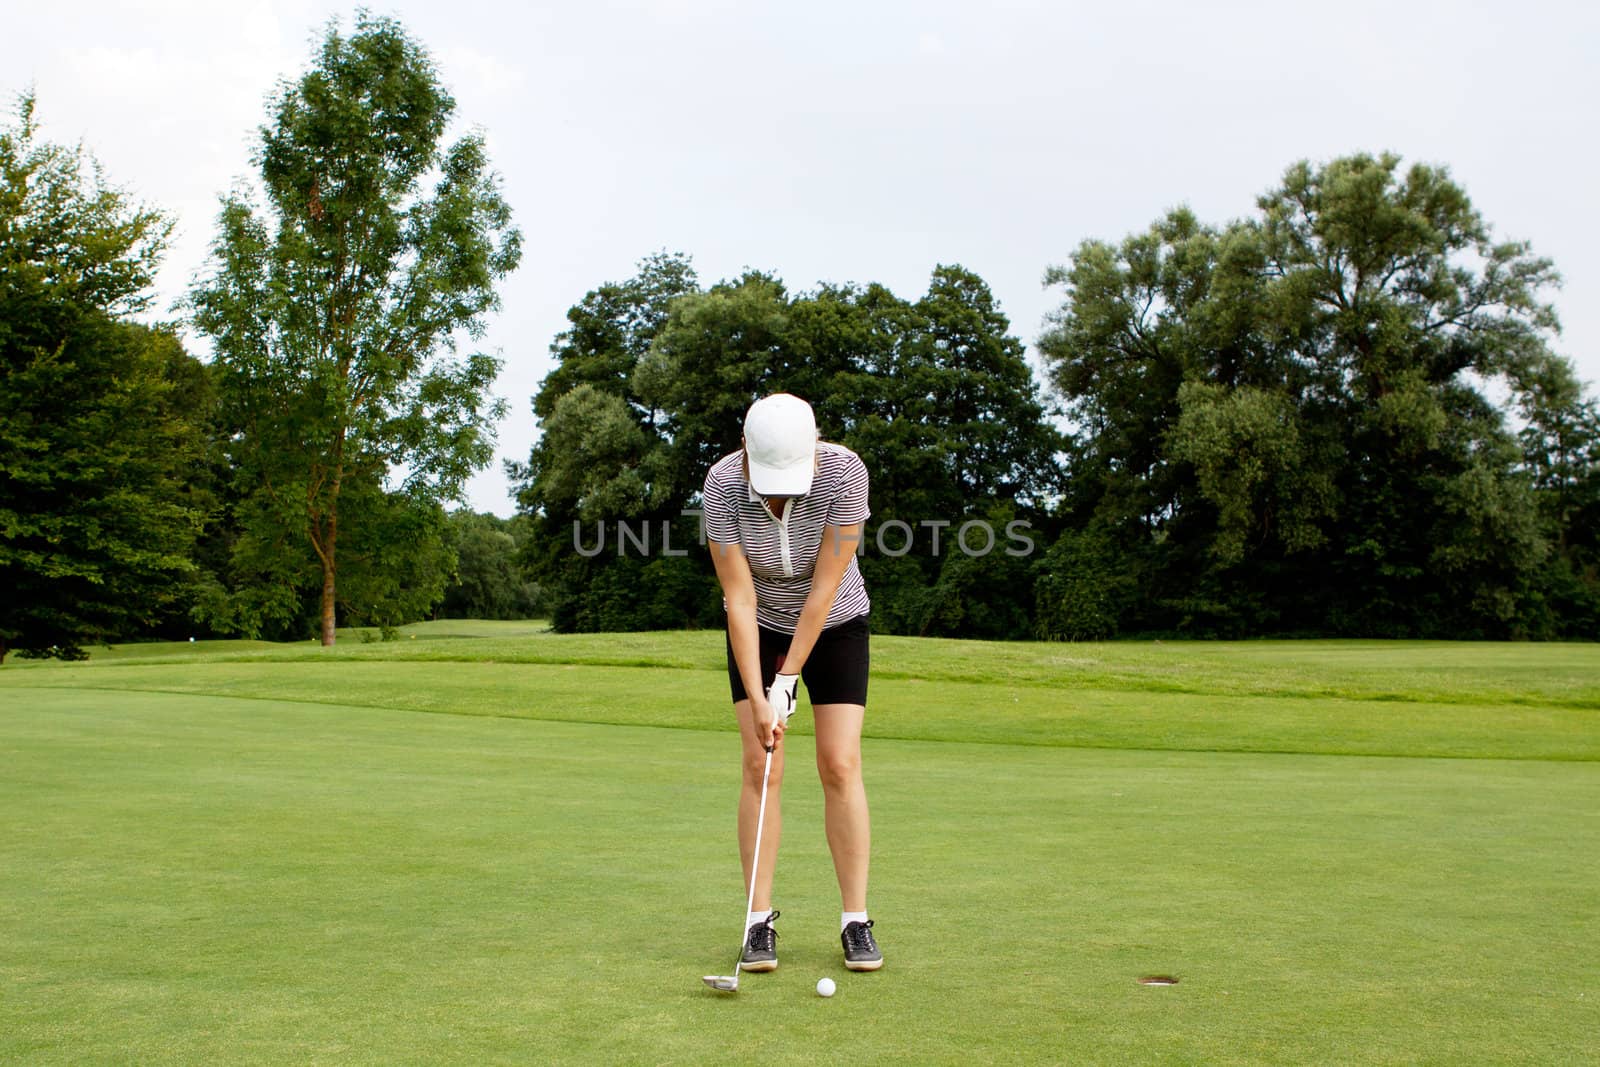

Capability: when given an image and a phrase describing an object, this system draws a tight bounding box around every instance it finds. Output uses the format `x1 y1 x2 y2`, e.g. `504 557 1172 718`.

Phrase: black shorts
726 614 870 708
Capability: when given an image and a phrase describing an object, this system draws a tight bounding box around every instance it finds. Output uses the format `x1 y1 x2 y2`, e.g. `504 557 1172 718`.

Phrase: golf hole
1137 975 1179 986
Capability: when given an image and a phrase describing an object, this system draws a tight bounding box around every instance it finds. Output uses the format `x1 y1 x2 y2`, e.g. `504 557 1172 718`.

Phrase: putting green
2 635 1597 1063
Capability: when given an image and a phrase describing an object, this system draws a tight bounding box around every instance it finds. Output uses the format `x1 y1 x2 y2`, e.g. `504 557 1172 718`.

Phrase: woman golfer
702 392 882 973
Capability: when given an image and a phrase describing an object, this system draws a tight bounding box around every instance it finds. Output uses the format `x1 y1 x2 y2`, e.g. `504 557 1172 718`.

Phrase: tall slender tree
190 14 521 644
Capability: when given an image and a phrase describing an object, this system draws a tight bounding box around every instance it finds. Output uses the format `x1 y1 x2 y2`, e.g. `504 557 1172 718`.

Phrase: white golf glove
765 673 799 729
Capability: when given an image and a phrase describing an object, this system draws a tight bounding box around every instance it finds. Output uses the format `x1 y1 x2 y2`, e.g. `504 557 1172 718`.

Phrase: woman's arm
779 522 863 676
709 538 784 748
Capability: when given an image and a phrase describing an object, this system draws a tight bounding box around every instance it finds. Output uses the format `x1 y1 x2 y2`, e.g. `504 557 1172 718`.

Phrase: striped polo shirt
702 441 872 633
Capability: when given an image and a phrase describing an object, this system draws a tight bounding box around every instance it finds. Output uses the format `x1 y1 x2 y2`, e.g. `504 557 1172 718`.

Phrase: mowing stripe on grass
9 630 1598 710
6 657 1597 762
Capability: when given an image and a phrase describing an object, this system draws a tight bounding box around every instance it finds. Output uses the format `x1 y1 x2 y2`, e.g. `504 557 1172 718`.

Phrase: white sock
841 910 869 931
746 909 772 933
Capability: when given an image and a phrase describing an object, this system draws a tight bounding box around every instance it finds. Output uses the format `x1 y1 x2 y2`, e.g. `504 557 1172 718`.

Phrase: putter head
702 975 739 992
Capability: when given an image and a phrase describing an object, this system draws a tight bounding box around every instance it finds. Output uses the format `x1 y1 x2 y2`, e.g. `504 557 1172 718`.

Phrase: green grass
3 628 1597 1064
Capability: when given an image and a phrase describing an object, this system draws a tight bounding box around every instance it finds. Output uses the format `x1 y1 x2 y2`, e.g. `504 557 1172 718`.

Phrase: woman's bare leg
812 702 869 912
735 697 784 910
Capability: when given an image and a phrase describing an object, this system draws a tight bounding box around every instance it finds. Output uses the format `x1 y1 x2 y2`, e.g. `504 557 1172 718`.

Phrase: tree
633 270 795 501
841 267 1064 637
436 511 541 620
189 14 521 644
1508 352 1600 635
509 254 707 630
1040 153 1579 638
1 96 209 661
533 250 698 422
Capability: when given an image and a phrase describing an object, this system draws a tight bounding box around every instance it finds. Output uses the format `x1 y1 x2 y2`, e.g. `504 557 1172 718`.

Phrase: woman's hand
752 694 786 751
754 673 800 750
766 673 798 724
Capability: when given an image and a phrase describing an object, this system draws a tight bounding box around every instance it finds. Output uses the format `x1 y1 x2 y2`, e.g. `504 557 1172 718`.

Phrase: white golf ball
816 977 836 997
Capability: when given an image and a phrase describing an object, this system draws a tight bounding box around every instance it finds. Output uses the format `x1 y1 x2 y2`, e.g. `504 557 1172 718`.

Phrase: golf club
703 696 793 993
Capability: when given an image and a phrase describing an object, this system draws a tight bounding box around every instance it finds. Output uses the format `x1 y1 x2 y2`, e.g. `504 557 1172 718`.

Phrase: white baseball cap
743 393 818 497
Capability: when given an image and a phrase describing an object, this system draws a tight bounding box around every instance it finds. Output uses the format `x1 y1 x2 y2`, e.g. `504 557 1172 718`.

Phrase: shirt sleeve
828 451 871 527
702 464 741 545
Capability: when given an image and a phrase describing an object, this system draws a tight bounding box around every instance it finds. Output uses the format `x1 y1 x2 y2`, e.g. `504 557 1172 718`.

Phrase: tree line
517 170 1599 641
3 16 1596 661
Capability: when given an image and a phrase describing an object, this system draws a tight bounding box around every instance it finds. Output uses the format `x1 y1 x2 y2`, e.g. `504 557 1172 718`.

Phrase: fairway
2 627 1597 1064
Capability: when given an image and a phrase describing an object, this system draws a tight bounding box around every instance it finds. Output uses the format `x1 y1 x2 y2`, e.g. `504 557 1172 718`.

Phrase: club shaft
735 746 774 977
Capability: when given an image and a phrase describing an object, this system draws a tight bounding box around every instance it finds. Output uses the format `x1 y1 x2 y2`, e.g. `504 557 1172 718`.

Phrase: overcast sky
7 0 1597 516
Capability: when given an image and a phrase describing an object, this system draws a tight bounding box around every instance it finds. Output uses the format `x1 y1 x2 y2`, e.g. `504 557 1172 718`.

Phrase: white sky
7 0 1597 516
